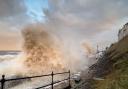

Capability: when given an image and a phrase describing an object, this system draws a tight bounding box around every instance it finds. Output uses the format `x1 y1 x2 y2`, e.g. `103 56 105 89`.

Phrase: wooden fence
0 70 71 89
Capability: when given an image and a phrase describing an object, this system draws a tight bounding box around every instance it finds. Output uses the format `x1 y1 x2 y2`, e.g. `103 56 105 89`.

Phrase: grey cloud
46 0 128 37
0 0 32 26
45 0 128 49
0 0 26 17
0 0 26 18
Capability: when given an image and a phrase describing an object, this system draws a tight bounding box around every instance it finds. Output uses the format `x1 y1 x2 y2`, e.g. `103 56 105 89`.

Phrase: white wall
118 23 128 40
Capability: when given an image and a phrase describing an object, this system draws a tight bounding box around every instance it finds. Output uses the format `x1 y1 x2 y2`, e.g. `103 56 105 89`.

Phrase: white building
118 23 128 40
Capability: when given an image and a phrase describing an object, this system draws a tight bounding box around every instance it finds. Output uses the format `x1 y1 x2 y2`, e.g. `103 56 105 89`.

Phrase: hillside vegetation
94 36 128 89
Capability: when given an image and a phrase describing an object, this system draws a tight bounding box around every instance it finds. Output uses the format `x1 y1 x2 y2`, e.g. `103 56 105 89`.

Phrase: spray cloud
22 24 66 75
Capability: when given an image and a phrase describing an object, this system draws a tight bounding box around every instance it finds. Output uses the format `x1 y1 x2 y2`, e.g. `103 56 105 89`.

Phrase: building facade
118 23 128 40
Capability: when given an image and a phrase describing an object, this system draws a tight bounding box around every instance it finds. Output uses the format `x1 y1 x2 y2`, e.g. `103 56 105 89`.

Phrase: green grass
95 57 128 89
94 36 128 89
107 36 128 60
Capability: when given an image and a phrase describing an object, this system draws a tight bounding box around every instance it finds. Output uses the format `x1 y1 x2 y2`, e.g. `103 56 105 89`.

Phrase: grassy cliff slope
94 36 128 89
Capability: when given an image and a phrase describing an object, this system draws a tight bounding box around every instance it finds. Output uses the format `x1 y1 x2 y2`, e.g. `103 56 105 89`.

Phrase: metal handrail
6 74 52 81
0 70 71 89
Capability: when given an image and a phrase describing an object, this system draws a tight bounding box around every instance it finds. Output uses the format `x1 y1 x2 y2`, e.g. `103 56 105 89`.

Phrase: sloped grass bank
94 36 128 89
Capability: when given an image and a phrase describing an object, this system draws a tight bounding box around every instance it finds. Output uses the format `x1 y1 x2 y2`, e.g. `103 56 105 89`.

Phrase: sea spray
0 24 95 77
0 23 96 89
22 24 66 75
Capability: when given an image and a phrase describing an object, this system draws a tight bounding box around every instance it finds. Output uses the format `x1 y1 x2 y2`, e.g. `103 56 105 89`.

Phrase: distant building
118 23 128 40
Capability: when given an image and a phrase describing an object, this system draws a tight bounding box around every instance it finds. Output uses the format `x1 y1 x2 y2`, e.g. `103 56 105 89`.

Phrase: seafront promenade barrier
0 70 71 89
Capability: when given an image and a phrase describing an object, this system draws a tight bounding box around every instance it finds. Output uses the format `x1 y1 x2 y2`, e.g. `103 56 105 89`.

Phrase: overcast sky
0 0 128 50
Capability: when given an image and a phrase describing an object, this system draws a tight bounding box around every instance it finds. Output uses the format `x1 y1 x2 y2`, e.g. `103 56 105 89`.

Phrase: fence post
51 71 54 89
1 75 5 89
69 70 71 88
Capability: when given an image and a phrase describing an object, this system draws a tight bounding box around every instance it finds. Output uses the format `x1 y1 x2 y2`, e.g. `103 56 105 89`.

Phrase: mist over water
0 23 95 88
0 23 95 75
